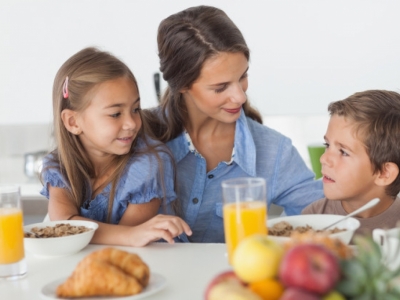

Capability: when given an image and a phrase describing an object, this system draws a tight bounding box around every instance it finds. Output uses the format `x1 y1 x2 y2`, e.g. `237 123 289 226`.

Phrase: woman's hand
129 214 192 247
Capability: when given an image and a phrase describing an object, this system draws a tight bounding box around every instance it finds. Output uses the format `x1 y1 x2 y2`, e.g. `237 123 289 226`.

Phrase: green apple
232 234 283 283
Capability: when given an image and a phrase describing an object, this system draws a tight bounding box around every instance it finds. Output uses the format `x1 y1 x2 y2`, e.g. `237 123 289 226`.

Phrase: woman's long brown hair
143 5 262 143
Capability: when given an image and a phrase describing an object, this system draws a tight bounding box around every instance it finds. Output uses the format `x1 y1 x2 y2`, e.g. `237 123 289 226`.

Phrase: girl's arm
119 198 162 226
48 186 191 246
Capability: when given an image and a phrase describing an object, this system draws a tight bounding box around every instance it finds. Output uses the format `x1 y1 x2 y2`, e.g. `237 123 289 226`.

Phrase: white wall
2 0 400 125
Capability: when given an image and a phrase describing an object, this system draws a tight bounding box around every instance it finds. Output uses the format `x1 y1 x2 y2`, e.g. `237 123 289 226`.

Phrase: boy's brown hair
328 90 400 197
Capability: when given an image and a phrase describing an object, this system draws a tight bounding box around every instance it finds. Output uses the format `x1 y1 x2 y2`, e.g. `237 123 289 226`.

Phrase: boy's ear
61 109 81 135
375 162 399 186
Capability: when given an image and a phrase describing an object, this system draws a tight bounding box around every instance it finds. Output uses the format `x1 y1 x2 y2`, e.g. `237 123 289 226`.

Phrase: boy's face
321 115 381 204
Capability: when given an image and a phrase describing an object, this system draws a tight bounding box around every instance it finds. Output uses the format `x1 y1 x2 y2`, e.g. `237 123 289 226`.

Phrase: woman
144 5 324 243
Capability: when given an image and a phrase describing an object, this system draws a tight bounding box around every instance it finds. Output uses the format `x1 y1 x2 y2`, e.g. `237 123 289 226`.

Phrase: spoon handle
322 198 380 231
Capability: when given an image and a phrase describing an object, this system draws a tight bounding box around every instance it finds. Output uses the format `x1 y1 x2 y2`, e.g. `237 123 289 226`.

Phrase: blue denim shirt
167 109 324 243
40 138 176 224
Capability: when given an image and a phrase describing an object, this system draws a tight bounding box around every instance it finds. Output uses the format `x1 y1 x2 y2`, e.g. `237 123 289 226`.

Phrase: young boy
302 90 400 235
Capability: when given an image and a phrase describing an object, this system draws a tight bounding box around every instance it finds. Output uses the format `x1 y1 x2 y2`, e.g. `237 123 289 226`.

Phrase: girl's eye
215 84 228 94
323 142 329 148
340 149 349 156
110 112 121 118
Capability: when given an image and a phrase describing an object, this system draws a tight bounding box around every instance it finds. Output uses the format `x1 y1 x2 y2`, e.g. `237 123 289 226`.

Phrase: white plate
40 272 167 300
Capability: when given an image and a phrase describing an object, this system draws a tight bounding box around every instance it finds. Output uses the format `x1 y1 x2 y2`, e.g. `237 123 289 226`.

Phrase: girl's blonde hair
47 47 174 222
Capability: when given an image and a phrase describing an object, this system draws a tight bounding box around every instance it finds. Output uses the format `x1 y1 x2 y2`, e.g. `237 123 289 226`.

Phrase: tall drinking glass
0 185 27 280
222 177 267 264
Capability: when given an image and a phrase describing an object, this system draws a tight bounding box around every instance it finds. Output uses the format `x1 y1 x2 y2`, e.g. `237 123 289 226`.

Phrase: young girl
40 47 191 246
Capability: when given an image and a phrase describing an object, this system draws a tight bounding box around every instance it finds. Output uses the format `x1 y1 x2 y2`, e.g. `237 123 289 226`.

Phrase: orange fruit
248 278 284 300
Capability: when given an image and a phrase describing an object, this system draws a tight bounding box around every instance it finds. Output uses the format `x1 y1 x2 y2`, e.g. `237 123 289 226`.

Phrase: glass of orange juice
222 177 267 264
0 185 27 280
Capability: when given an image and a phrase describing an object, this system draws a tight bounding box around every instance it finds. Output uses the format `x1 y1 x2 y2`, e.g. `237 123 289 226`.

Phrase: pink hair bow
63 76 69 98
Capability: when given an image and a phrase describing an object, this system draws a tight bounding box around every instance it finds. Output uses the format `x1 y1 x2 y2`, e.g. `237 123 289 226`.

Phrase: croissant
87 247 150 287
56 248 150 298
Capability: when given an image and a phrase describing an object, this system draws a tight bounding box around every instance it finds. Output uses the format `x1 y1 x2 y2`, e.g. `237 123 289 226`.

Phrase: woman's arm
48 186 191 246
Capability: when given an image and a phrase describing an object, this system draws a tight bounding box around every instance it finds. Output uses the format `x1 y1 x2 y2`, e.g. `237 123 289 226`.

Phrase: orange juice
0 208 24 264
223 201 267 263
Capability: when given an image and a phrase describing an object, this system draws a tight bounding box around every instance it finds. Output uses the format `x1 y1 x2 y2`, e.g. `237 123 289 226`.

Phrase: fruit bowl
267 214 360 245
24 220 98 257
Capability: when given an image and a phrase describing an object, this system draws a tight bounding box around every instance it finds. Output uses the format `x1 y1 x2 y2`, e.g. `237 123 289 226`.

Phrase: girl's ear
375 162 399 186
61 109 81 135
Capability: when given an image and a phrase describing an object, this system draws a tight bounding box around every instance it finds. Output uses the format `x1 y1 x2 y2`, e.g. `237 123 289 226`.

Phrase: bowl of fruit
205 232 400 300
267 214 360 245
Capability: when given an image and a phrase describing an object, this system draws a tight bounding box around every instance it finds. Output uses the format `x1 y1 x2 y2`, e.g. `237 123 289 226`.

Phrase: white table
1 243 230 300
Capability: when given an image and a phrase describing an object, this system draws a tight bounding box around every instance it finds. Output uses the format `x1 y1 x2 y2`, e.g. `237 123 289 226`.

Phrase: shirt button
192 198 199 204
208 174 214 179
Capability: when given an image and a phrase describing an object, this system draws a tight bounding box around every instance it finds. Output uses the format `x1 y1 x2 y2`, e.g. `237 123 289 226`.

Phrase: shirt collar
167 108 257 176
167 132 190 163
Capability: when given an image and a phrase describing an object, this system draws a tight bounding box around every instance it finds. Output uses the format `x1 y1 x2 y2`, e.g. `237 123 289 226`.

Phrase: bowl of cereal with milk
267 214 360 245
24 220 98 257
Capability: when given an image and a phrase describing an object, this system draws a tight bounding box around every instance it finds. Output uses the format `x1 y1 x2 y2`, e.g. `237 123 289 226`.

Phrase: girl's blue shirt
166 109 324 243
40 138 176 224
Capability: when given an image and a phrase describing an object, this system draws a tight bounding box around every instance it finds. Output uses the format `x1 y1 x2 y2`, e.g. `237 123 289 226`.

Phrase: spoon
322 198 380 231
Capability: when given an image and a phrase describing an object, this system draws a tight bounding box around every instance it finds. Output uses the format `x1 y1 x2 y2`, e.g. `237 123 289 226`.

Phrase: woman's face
181 52 249 124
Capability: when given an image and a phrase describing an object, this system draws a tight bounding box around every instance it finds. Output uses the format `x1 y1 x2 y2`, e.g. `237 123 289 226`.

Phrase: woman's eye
133 107 142 114
215 85 227 94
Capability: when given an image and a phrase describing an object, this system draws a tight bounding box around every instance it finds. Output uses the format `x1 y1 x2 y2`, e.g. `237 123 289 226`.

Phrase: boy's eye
240 73 248 80
215 84 228 94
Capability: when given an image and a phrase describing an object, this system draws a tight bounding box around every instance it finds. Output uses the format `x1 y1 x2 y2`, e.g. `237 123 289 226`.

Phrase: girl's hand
131 214 192 247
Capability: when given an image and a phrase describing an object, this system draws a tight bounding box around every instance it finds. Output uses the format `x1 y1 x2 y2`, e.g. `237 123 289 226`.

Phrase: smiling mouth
224 107 241 114
117 137 133 141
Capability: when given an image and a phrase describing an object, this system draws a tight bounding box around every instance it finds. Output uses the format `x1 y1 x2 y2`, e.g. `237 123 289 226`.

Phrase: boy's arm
301 198 326 214
301 202 317 214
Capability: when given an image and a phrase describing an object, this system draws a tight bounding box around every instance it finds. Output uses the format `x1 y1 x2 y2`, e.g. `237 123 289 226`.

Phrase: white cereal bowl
267 214 360 245
24 220 98 257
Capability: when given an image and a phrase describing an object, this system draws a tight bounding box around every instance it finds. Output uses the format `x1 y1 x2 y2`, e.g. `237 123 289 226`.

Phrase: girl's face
181 52 249 124
320 115 381 204
75 77 141 161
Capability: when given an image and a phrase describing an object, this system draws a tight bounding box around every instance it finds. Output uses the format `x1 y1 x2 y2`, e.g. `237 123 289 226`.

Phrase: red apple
204 271 262 300
280 287 320 300
204 271 244 299
279 244 340 295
